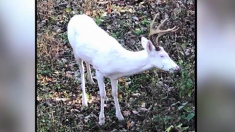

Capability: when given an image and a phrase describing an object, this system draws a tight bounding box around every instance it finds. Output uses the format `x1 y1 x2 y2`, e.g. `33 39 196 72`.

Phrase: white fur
67 14 179 125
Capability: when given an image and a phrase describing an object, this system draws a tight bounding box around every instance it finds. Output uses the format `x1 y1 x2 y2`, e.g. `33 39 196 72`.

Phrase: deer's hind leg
75 57 88 106
85 62 95 84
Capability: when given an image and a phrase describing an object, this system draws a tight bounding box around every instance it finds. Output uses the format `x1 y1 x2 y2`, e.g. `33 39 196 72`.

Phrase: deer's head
141 15 180 73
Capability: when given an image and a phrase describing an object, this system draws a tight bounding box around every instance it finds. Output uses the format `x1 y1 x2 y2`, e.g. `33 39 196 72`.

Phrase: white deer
67 14 180 125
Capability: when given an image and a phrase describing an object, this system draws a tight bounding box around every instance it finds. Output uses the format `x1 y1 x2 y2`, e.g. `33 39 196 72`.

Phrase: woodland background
37 0 195 131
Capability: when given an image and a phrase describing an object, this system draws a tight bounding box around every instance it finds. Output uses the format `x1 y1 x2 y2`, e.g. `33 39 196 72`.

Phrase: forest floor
37 0 195 131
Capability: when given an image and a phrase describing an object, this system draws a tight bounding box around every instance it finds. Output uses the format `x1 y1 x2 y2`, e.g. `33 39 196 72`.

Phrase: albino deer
67 14 180 125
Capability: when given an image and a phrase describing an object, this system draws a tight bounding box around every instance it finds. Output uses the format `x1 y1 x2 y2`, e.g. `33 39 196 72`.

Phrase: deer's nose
175 66 180 71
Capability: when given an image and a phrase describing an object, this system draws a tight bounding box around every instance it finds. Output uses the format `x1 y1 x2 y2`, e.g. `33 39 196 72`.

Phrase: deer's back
67 15 127 73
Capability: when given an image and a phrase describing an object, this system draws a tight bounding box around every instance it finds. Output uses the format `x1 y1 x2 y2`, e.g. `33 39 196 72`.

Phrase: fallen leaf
132 93 140 97
97 1 109 5
133 16 139 21
107 1 112 14
46 77 53 82
119 77 125 83
127 121 131 129
37 97 42 101
61 58 67 63
66 71 73 78
85 10 91 16
132 110 138 114
139 107 148 112
123 110 131 116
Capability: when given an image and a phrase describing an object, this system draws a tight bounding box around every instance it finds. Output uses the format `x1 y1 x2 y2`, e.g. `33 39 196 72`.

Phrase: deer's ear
146 41 155 53
141 37 155 53
141 37 148 49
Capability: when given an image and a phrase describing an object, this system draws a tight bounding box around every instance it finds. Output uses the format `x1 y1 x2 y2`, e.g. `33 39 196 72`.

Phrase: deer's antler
148 15 179 51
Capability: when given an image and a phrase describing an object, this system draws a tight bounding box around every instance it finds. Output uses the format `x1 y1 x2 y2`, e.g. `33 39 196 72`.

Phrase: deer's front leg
96 70 106 125
111 79 124 121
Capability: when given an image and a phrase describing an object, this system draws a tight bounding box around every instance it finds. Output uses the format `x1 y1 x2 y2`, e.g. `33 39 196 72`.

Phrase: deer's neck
117 50 153 76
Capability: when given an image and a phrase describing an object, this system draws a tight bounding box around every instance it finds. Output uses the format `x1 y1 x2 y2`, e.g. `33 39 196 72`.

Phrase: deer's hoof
82 99 88 107
82 103 88 107
88 80 95 85
99 118 105 125
116 113 124 121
